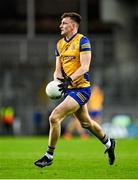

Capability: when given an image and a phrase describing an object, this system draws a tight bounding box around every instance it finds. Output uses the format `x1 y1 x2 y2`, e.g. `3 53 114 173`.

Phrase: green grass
0 136 138 179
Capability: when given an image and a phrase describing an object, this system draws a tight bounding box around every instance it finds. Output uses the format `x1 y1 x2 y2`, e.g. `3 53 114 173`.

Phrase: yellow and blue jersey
55 33 91 89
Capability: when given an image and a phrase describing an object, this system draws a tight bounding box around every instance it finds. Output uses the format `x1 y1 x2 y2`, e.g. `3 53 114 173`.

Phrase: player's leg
74 104 116 165
72 117 89 138
89 110 103 125
48 95 80 146
74 105 105 139
34 95 80 168
64 117 89 139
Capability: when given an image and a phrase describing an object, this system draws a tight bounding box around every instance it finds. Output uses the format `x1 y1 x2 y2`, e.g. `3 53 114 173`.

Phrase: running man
34 12 115 168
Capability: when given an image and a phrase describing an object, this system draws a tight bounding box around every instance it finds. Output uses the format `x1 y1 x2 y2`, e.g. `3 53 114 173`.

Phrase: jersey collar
64 33 78 43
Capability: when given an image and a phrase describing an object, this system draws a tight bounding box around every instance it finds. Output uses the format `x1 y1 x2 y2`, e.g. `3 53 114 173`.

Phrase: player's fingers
59 87 63 91
57 77 64 82
58 84 63 88
61 91 64 95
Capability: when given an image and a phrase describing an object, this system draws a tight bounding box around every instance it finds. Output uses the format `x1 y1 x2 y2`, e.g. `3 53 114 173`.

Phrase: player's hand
57 76 72 93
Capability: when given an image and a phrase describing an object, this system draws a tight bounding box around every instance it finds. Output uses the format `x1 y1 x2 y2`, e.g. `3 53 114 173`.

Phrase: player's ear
74 22 79 30
70 19 76 29
71 22 76 29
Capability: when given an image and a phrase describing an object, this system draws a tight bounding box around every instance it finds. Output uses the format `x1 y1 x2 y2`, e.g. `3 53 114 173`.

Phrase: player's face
60 17 75 37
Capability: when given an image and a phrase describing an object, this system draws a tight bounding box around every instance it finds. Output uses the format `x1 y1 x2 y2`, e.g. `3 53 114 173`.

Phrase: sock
45 152 53 160
45 145 55 159
100 134 111 149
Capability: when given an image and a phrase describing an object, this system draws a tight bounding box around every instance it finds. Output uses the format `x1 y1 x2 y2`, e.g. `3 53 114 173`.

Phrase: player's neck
66 30 78 41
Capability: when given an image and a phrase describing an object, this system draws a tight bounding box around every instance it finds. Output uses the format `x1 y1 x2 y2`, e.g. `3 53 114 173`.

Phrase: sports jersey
55 33 91 88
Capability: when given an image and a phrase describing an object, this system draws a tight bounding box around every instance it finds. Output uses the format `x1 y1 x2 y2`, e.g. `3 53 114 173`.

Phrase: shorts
64 86 91 106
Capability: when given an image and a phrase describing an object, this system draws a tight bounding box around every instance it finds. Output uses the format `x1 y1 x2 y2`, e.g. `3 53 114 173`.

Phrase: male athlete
34 12 115 167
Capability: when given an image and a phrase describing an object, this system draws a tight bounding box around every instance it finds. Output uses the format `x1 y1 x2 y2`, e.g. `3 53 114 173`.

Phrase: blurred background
0 0 138 137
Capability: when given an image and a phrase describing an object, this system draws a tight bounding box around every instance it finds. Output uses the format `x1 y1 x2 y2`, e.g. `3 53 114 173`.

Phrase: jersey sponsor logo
61 55 76 61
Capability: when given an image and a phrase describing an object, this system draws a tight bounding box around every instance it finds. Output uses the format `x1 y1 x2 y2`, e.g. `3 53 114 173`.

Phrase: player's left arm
70 52 91 81
70 37 91 81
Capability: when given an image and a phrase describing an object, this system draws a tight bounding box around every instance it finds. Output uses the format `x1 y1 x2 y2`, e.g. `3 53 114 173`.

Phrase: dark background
0 0 137 135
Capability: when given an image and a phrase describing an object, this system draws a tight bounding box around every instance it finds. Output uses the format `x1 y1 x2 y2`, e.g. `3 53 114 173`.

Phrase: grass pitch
0 136 138 179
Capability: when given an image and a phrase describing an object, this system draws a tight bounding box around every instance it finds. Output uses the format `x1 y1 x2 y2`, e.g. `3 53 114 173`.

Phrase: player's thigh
51 95 80 121
74 104 90 123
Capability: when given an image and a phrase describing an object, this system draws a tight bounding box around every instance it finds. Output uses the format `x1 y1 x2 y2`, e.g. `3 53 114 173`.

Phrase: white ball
45 80 62 99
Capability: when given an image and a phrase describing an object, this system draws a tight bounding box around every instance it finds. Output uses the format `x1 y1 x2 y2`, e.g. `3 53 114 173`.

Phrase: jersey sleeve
80 36 91 52
55 44 59 56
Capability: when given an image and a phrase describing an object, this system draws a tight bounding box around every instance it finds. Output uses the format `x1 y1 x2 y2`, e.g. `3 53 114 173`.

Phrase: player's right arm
54 56 63 80
53 43 63 80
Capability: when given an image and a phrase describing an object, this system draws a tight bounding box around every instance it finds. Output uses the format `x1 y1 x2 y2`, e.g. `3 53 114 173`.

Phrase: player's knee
49 113 59 124
80 121 91 129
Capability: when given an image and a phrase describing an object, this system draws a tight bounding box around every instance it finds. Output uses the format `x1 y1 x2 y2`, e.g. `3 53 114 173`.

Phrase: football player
34 12 115 168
